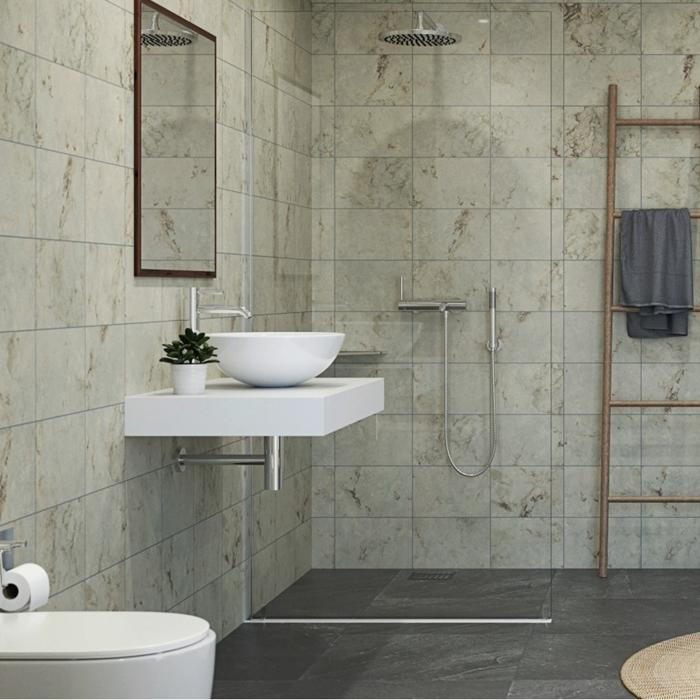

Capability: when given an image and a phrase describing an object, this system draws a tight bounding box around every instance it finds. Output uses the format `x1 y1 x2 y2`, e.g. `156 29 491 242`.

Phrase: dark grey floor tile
302 630 526 683
256 569 398 619
552 569 700 602
545 597 700 635
516 633 664 681
215 624 344 681
507 679 633 699
364 569 552 619
214 680 511 699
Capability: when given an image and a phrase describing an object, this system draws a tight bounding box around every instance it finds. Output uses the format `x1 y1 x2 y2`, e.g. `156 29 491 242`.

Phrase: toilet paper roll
0 564 50 612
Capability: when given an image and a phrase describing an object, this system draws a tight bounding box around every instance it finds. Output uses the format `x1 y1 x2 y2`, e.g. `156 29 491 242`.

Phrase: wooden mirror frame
134 0 217 278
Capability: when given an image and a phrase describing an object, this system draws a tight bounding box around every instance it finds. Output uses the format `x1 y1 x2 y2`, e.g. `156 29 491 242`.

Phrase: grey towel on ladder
620 208 693 338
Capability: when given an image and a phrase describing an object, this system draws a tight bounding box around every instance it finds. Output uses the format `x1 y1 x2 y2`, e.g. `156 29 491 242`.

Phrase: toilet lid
0 611 211 660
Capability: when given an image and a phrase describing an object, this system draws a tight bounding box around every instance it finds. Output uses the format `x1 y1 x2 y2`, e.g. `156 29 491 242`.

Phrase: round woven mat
621 632 700 699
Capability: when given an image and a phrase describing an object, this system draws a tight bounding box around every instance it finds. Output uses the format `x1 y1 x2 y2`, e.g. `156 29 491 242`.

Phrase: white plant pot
171 364 208 395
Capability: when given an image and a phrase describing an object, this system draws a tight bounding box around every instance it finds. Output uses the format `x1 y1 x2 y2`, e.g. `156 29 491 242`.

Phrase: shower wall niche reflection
136 0 216 276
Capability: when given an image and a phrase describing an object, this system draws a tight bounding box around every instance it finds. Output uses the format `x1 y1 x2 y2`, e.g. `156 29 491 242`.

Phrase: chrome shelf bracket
176 436 283 491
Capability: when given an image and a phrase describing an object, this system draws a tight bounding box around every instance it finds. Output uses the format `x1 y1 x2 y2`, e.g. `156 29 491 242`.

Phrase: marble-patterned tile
86 325 125 410
35 240 85 328
413 517 490 568
335 106 411 157
420 11 490 56
335 517 411 568
85 77 126 165
85 244 125 326
334 364 412 415
492 56 550 106
222 562 249 636
491 210 550 260
84 0 130 87
35 0 86 71
564 413 641 467
196 577 223 638
642 55 700 107
491 467 552 519
125 544 163 611
35 59 85 155
335 157 411 208
491 107 550 158
223 500 249 570
414 55 489 107
35 413 85 510
334 10 412 55
336 209 411 259
413 208 489 261
491 158 550 209
413 158 490 209
413 466 489 518
564 3 641 54
85 483 127 577
564 56 641 106
85 563 125 611
335 55 411 106
564 466 641 518
412 260 490 310
312 105 334 157
641 518 700 568
563 209 605 261
335 260 410 312
564 157 640 210
564 106 640 158
0 0 36 52
86 405 126 492
0 141 35 237
641 107 700 158
0 425 35 525
312 54 334 106
36 498 85 592
642 5 700 55
642 467 700 518
335 414 412 466
642 414 700 467
641 158 700 209
414 106 490 158
491 11 551 55
195 513 223 589
0 45 35 146
126 469 162 556
36 150 85 241
0 332 35 429
491 261 551 311
35 327 86 420
335 466 411 517
85 161 128 245
491 518 551 568
312 6 334 55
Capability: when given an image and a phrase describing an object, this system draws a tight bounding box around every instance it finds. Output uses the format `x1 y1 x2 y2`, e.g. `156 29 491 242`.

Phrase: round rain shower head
141 12 196 47
379 11 461 47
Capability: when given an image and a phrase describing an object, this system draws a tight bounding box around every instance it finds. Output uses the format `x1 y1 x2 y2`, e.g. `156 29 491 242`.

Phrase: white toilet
0 611 216 699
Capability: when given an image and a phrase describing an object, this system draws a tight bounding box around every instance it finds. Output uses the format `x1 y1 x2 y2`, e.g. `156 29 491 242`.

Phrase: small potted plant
160 328 219 395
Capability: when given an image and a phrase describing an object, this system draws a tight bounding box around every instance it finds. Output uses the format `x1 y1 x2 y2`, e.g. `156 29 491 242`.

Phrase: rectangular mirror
134 0 216 277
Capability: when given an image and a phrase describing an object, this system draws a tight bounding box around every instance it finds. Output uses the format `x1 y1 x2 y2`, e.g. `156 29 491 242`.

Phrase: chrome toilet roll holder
0 539 27 593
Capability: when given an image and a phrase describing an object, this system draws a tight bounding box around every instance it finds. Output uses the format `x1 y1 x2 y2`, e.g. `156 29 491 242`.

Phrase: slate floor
213 569 700 698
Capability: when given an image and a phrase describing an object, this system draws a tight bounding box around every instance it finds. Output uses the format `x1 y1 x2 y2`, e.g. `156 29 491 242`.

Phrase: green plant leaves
159 328 219 364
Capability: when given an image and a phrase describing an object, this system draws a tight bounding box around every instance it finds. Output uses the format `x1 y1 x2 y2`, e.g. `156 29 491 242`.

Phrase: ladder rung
617 118 700 127
610 399 700 407
609 495 700 503
614 211 700 219
611 304 700 312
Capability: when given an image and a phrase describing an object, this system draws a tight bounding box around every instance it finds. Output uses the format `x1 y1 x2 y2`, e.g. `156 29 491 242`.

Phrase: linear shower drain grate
408 571 455 581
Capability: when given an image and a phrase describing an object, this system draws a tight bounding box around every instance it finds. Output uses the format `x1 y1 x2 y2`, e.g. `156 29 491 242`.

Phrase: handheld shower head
379 11 461 47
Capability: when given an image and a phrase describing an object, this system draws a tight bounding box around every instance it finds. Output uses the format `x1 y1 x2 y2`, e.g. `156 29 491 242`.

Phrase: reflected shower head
379 11 461 47
141 12 196 47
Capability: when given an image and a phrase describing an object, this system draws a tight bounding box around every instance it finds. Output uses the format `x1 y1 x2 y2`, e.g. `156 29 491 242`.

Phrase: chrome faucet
189 287 252 332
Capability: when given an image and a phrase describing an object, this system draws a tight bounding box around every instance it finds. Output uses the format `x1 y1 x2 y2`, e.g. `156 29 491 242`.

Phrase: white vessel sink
207 332 345 387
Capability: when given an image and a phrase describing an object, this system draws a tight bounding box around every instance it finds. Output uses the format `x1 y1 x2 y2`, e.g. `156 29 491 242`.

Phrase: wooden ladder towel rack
598 84 700 577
